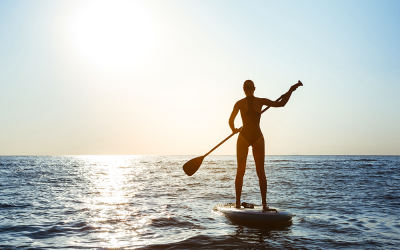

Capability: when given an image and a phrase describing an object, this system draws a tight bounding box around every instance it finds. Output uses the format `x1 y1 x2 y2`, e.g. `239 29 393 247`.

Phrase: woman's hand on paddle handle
289 80 303 92
275 80 303 107
232 127 242 134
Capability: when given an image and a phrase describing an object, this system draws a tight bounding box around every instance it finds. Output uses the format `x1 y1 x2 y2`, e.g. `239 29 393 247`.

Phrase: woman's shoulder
235 97 247 105
254 96 267 102
233 98 245 109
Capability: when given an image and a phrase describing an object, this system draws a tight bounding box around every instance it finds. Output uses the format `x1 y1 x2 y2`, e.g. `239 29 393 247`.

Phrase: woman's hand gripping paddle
183 80 303 176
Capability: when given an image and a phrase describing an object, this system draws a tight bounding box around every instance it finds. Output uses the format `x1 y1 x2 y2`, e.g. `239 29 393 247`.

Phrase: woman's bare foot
235 202 241 209
262 204 278 213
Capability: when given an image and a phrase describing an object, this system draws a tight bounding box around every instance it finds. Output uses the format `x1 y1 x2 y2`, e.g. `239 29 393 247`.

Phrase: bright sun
67 0 155 69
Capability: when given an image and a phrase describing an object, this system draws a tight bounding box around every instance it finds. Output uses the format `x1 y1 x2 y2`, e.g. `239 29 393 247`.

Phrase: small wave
383 194 399 200
268 160 294 162
0 203 31 208
187 183 201 187
362 164 374 167
0 224 41 234
220 176 231 181
138 234 259 250
150 217 204 229
206 161 218 165
28 221 94 239
211 170 226 173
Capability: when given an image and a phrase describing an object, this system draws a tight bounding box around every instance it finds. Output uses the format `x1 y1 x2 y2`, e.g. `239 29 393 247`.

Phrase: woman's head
243 80 255 95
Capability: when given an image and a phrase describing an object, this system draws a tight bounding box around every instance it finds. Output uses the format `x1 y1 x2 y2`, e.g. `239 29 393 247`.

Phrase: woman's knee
236 170 245 180
235 175 244 185
256 169 266 179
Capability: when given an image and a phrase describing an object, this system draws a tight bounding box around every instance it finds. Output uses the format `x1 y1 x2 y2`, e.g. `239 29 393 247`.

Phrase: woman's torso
238 96 263 145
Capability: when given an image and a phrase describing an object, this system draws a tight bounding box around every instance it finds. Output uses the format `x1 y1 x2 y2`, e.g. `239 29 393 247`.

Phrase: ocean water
0 155 399 249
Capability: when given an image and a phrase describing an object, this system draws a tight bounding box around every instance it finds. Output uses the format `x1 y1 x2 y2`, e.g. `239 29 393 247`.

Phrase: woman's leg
236 135 249 208
252 136 267 208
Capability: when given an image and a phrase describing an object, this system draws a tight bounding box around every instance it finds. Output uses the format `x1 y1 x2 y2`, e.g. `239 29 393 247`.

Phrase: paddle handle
204 132 236 157
203 95 285 157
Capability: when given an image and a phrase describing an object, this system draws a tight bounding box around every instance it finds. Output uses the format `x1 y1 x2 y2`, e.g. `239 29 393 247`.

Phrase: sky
0 0 399 155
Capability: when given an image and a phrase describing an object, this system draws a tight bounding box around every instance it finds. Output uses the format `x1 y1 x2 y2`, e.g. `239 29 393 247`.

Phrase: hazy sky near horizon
0 0 399 155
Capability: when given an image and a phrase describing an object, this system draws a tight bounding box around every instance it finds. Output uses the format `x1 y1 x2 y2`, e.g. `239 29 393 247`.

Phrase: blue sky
0 0 399 155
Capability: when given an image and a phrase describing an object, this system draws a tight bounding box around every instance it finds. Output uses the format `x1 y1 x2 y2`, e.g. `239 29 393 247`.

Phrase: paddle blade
183 156 204 176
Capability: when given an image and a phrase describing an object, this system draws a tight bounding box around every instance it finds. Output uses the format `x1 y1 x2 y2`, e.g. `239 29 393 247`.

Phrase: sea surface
0 155 399 249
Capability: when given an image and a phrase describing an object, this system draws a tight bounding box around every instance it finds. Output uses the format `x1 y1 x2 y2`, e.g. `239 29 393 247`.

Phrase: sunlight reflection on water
78 156 149 248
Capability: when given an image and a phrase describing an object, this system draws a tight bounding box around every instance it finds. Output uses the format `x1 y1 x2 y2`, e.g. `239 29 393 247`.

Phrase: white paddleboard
214 203 292 225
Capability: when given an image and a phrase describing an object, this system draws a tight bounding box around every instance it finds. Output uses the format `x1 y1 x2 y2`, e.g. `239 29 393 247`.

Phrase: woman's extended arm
260 81 302 107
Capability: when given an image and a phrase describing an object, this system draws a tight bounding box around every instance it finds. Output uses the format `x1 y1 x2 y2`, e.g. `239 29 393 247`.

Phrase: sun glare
67 0 155 69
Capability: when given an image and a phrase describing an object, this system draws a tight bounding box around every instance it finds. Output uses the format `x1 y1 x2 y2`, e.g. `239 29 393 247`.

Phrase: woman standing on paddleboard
229 80 302 210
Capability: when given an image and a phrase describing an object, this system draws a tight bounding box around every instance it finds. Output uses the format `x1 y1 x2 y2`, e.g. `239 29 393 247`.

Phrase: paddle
183 81 303 176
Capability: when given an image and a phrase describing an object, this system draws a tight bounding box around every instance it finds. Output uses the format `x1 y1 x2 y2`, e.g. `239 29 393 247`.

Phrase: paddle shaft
203 94 285 157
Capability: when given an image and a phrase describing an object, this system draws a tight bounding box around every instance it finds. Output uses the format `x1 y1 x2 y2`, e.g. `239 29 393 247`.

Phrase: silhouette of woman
229 80 301 209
